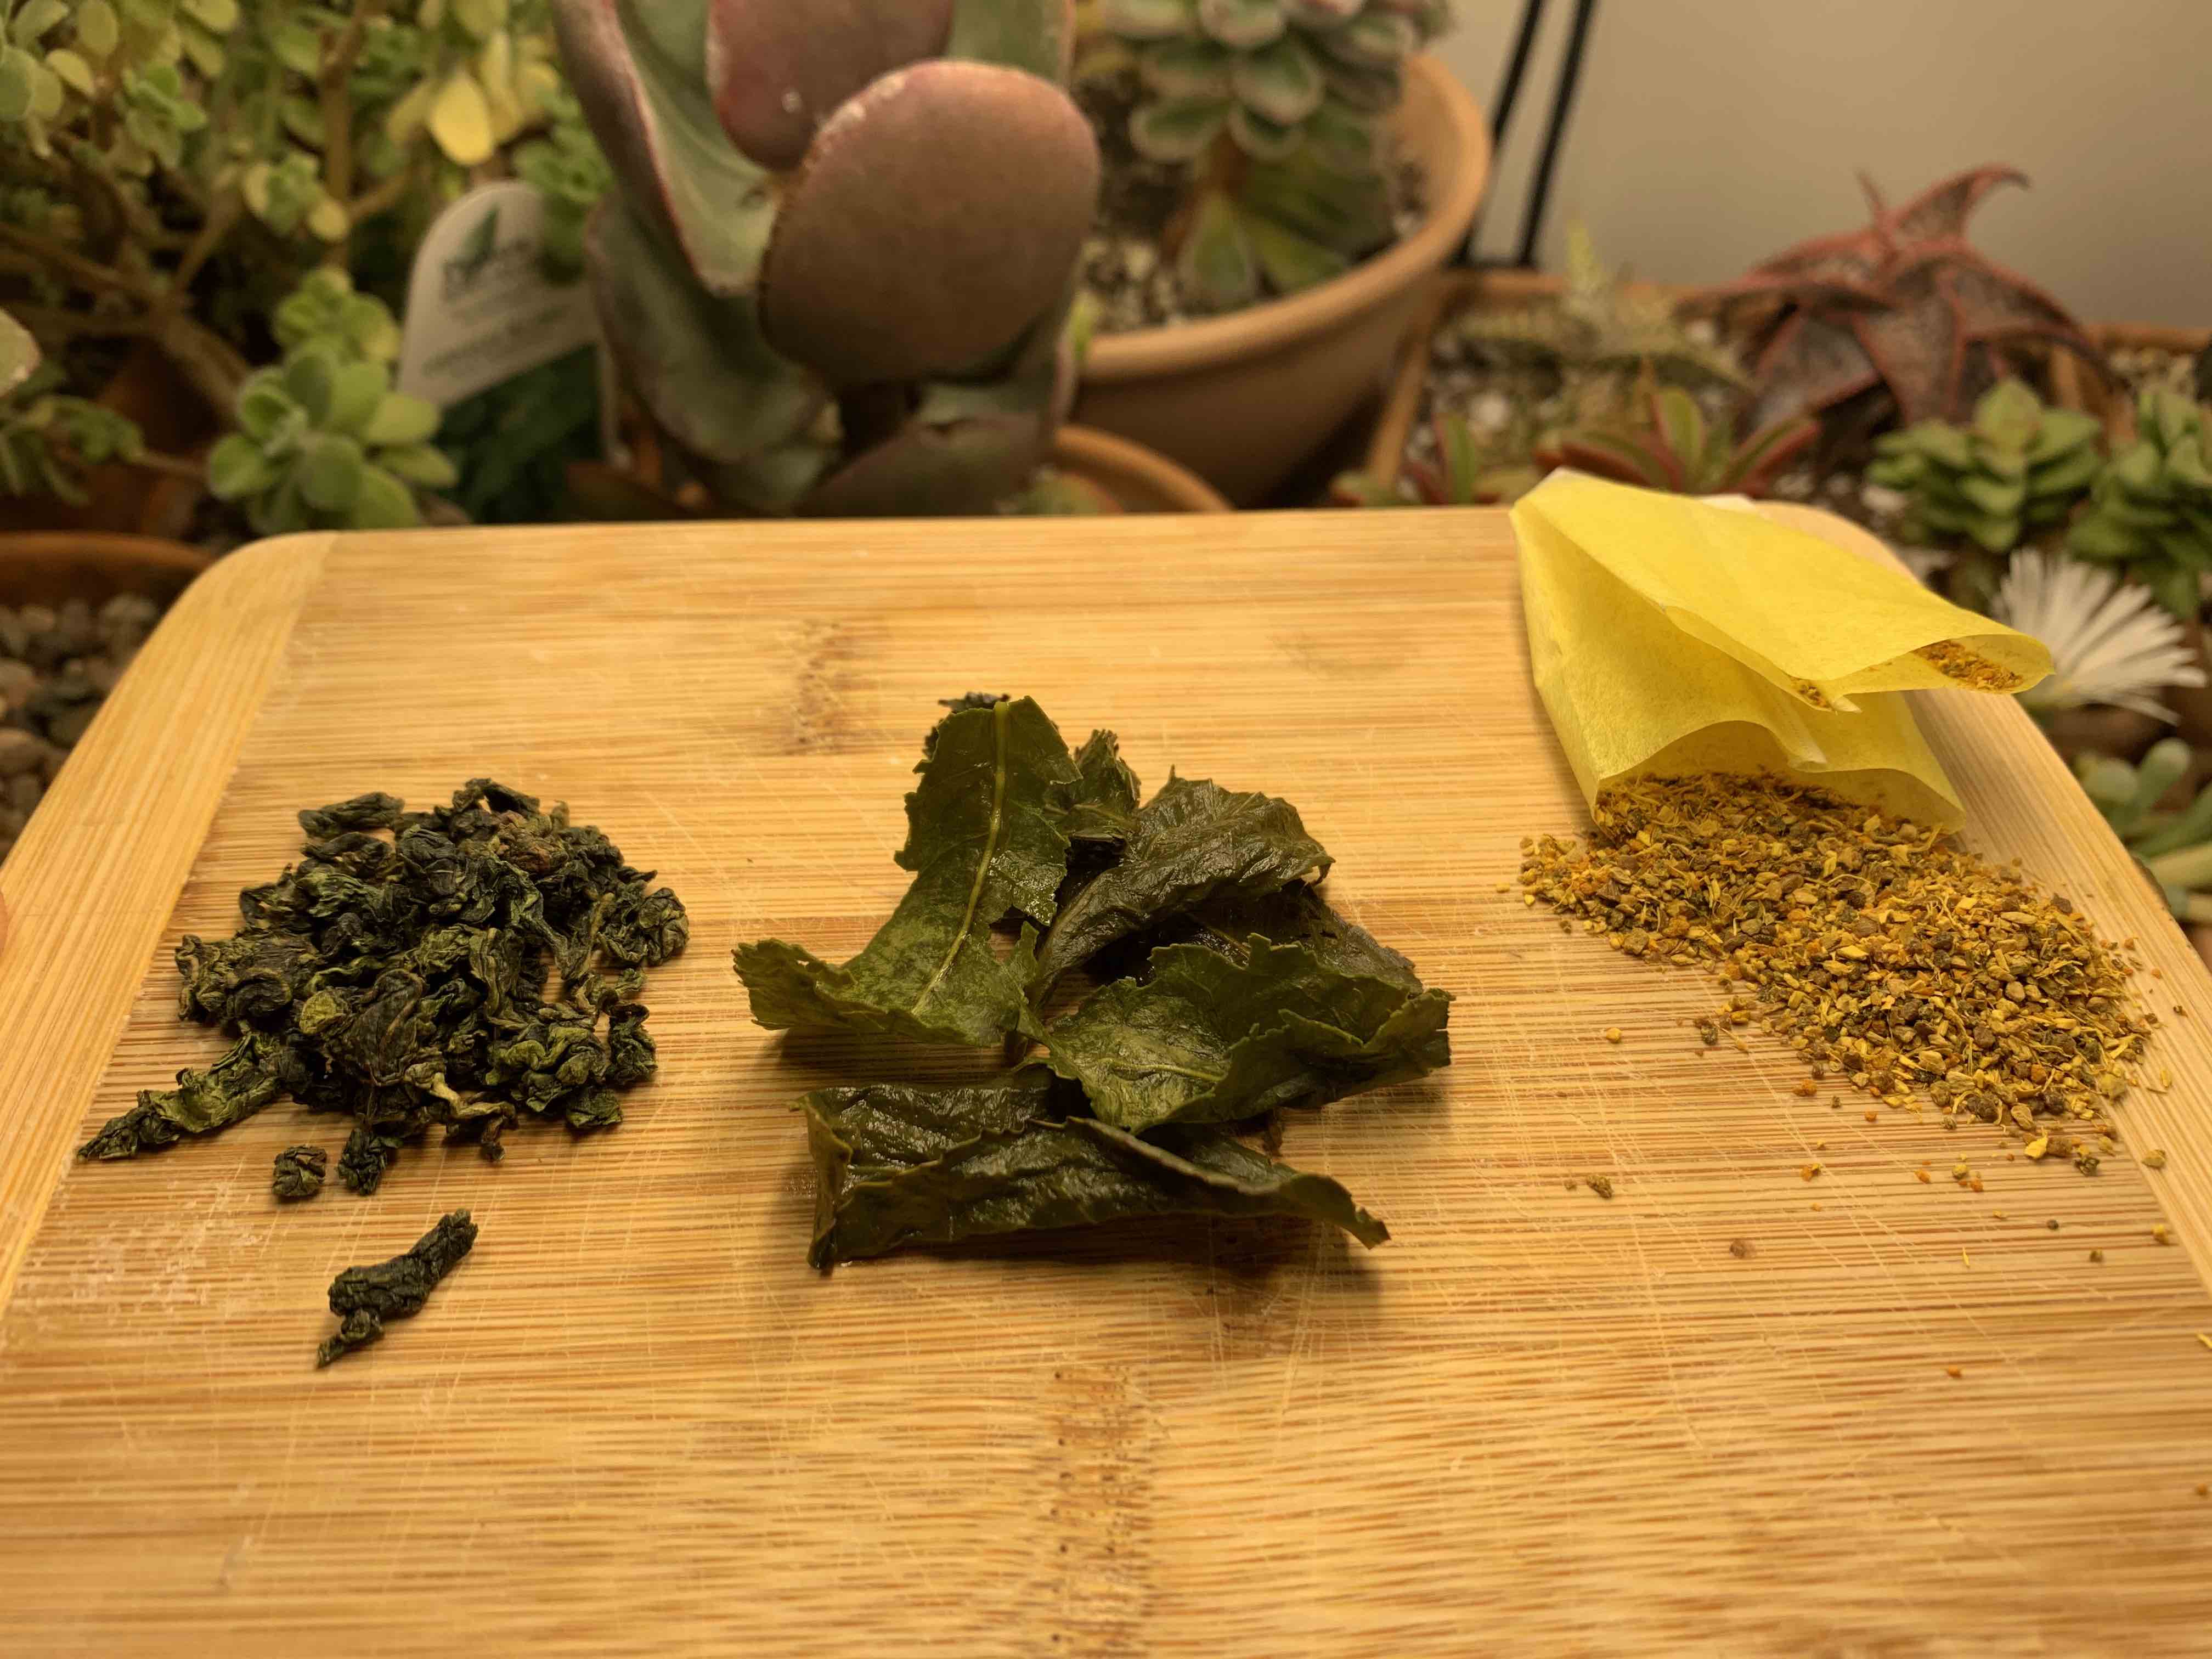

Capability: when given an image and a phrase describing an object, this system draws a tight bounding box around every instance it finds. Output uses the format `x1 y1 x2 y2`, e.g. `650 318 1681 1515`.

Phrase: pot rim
1083 55 1490 383
1051 424 1231 512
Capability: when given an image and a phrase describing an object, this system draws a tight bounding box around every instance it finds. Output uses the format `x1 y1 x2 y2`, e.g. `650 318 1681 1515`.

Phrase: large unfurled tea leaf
1031 775 1330 992
1168 881 1426 989
803 1082 1388 1266
1041 936 1451 1132
735 696 1082 1045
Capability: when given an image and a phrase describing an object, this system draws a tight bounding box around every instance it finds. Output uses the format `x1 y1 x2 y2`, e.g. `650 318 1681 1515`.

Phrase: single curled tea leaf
1041 937 1451 1132
272 1144 328 1201
736 697 1081 1045
315 1210 477 1367
1032 776 1330 994
804 1084 1387 1266
78 782 687 1188
1065 729 1141 848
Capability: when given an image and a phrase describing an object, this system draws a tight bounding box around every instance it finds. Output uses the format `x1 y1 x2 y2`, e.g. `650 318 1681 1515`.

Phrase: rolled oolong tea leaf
315 1209 478 1367
78 780 687 1183
1032 776 1331 995
1041 938 1452 1132
736 697 1082 1045
272 1144 329 1202
803 1083 1387 1266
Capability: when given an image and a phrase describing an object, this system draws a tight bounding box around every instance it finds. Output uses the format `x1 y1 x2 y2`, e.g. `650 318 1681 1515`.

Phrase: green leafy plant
206 268 455 531
0 357 151 500
437 340 597 521
1328 409 1538 506
2077 738 2212 922
1867 378 2103 554
1085 0 1452 312
0 0 572 450
511 83 607 280
552 0 1102 517
1536 384 1816 498
1691 166 2103 431
2066 388 2212 619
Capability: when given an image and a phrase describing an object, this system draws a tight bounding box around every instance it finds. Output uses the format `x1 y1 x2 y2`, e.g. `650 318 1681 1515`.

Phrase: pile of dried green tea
1521 772 2154 1160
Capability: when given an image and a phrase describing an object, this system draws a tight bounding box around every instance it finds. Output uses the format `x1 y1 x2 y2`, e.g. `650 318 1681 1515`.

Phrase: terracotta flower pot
565 424 1226 519
0 533 213 607
1074 55 1489 508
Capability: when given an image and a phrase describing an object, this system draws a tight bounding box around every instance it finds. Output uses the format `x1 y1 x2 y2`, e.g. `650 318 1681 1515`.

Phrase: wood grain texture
3 509 2212 1657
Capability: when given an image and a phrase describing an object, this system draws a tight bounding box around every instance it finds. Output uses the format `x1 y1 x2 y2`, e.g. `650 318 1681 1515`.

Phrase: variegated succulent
1086 0 1451 312
1866 378 2103 555
551 0 1101 516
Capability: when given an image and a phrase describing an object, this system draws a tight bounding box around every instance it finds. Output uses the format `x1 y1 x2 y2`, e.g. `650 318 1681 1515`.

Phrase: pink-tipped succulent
1536 386 1817 499
1691 166 2103 432
551 1 1100 516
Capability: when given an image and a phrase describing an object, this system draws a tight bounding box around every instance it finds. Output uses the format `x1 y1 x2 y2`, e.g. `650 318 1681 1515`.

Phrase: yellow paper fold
1512 473 2049 827
1519 471 2052 713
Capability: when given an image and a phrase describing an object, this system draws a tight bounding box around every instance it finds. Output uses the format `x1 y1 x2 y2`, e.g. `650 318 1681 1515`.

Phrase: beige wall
1437 1 2212 326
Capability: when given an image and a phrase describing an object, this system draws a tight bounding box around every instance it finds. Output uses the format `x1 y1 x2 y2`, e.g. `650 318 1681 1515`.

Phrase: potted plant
1070 0 1487 505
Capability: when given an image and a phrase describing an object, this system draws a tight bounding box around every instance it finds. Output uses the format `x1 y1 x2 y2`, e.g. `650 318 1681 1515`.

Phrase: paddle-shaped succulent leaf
1095 0 1451 307
735 696 1084 1045
551 0 1101 515
802 1080 1389 1265
2065 390 2212 619
1868 378 2103 555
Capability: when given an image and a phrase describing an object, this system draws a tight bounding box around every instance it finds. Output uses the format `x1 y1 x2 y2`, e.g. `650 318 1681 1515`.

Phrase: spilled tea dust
1521 772 2161 1165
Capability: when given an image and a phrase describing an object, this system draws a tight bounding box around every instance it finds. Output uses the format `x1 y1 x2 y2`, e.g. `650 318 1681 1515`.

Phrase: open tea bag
1513 470 2053 826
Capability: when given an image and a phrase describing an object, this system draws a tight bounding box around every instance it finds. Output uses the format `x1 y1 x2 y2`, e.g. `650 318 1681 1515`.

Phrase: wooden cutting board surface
4 509 2212 1657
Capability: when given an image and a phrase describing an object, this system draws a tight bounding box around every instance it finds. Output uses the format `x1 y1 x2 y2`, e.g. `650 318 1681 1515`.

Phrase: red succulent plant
1692 166 2103 431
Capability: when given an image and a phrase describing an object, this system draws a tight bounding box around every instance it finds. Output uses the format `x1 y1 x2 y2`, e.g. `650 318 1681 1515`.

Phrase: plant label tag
397 181 599 409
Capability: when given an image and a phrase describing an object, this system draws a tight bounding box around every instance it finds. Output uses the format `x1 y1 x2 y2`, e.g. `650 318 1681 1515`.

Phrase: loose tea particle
315 1209 476 1367
272 1144 328 1202
1521 774 2150 1166
1586 1175 1614 1199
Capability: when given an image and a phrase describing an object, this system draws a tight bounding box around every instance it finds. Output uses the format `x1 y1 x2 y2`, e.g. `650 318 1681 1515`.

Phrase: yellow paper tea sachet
1513 470 2054 826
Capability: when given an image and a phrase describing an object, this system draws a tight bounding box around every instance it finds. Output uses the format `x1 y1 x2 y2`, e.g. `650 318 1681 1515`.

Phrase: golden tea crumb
1799 1163 1822 1181
2198 1334 2212 1352
2197 1484 2209 1498
1728 1238 1753 1259
2090 1249 2104 1263
1792 1080 1818 1098
1520 774 2152 1172
1586 1175 1615 1200
2144 1150 2169 1170
1915 640 2024 692
1604 1027 1623 1043
1961 1248 1971 1267
1915 1169 1932 1183
2025 1135 2052 1160
1968 1175 1984 1193
2154 1225 2175 1245
1945 1365 1963 1379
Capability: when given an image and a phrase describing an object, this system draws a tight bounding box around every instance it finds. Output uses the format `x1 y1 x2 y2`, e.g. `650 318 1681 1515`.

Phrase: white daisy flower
1991 550 2207 721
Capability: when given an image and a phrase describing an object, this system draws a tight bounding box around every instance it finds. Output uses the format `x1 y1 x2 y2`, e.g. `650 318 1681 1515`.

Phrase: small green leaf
1176 188 1261 313
451 0 505 40
180 0 238 32
1127 93 1229 163
271 22 321 76
1230 34 1323 127
362 392 440 447
1099 0 1201 39
428 70 495 166
206 433 278 500
42 47 91 95
178 23 223 75
1242 211 1345 295
376 442 458 488
75 0 120 57
307 194 349 242
0 49 41 121
324 361 388 437
1196 0 1285 50
1139 37 1232 98
349 465 422 528
283 349 338 424
11 1 69 47
299 433 366 512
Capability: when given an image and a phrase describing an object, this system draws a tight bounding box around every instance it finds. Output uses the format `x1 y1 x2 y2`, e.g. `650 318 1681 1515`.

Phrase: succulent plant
1535 385 1816 499
206 270 454 532
1 358 151 502
1691 167 2103 432
1866 378 2102 555
1454 227 1744 393
1328 409 1537 507
1085 0 1451 313
2065 390 2212 619
551 0 1101 518
511 84 610 281
2077 738 2212 922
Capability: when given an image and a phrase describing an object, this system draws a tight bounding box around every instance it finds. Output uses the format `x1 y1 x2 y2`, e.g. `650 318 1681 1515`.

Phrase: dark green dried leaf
1172 881 1424 988
803 1082 1386 1266
1041 937 1450 1131
315 1209 477 1367
79 782 687 1186
272 1144 327 1201
735 697 1081 1044
1032 775 1330 992
1066 729 1141 847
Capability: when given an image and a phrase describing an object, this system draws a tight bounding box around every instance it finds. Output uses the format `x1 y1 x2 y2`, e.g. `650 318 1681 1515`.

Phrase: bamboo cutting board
4 510 2212 1657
